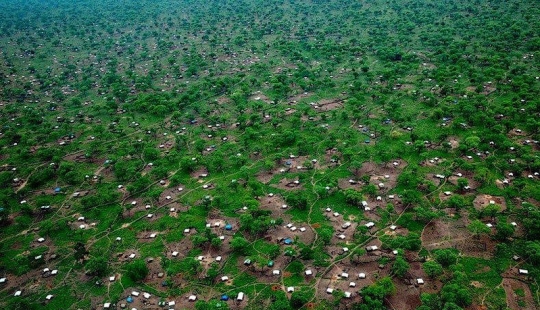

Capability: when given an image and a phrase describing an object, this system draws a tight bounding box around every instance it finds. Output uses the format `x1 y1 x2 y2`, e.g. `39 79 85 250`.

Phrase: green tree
420 292 441 309
74 242 87 262
85 256 108 277
316 226 334 245
414 206 442 223
494 222 514 241
269 293 291 310
524 241 540 264
423 261 444 278
230 236 251 255
286 193 308 210
464 136 480 149
481 204 501 220
456 178 469 192
391 256 410 278
440 283 472 307
343 188 364 206
434 249 458 267
299 244 315 260
359 276 396 309
290 290 311 309
467 220 490 239
442 302 464 310
446 195 467 209
125 259 149 282
191 234 210 247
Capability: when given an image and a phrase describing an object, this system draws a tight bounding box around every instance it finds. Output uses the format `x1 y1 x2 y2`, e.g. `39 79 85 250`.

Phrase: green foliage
382 233 422 251
290 290 312 309
268 292 291 310
299 244 315 260
434 249 459 267
440 283 472 308
423 261 444 278
85 256 108 277
445 195 467 209
0 0 539 308
239 209 275 236
316 225 334 245
356 277 396 309
28 167 55 189
125 259 149 282
413 206 442 223
230 236 251 255
285 192 308 210
524 241 540 264
494 221 515 241
391 256 410 278
467 220 491 239
521 208 540 240
343 188 364 206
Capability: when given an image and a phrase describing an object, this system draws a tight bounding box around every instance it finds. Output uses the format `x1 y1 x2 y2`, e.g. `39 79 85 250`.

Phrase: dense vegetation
0 0 539 309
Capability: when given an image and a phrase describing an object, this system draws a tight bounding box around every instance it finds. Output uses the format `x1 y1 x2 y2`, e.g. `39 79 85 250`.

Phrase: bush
434 249 458 267
125 259 149 282
85 256 108 277
423 261 444 278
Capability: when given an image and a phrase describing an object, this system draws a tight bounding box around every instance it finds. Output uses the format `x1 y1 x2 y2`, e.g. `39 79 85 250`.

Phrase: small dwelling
237 292 244 301
519 269 529 275
365 245 378 251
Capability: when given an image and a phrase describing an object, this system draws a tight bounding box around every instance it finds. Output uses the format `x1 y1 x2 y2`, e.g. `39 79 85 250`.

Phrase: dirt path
86 163 258 248
308 204 411 304
502 278 536 310
94 165 105 176
14 163 47 193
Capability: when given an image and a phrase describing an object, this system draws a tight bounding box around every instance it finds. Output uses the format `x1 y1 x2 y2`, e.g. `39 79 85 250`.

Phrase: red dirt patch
502 278 536 310
473 195 507 212
258 194 289 218
272 178 303 191
386 279 422 310
311 98 344 112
